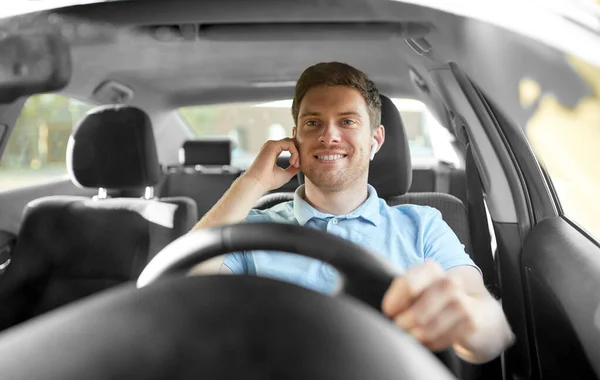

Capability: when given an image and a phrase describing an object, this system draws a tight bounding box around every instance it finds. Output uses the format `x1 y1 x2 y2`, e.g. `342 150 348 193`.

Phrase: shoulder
386 202 442 224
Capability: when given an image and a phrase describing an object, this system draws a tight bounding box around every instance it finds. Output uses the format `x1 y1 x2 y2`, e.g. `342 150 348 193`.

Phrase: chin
304 172 348 191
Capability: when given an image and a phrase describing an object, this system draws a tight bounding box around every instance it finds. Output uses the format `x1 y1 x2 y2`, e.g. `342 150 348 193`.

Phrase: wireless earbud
370 138 378 161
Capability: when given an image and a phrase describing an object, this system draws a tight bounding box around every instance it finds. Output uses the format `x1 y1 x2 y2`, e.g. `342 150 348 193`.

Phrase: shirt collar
293 184 381 227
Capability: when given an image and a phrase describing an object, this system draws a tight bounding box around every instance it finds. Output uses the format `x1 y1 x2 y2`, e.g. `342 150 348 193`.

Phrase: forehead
298 86 369 115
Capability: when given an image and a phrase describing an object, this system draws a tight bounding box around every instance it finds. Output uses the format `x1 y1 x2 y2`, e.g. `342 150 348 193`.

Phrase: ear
292 127 297 138
372 124 385 153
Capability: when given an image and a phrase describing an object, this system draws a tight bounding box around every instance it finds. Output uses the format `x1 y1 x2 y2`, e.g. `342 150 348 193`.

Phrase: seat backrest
162 139 242 219
0 105 197 330
410 165 467 206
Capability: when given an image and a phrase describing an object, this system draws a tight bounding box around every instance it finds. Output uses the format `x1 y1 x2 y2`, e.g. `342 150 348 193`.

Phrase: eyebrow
298 111 362 119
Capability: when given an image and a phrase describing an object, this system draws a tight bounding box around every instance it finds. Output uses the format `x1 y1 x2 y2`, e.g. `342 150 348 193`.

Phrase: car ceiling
0 0 596 127
0 0 430 106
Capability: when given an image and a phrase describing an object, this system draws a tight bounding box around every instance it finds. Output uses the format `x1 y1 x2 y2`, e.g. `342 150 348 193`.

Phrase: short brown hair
292 62 381 129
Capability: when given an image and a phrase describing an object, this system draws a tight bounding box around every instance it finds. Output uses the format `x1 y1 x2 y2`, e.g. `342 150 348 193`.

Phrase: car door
473 79 600 380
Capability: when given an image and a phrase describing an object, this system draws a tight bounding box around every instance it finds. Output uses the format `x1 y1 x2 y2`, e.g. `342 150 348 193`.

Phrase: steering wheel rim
138 222 402 310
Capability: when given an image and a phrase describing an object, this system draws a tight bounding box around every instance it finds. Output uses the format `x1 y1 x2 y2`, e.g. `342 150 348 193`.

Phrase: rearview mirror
0 31 71 103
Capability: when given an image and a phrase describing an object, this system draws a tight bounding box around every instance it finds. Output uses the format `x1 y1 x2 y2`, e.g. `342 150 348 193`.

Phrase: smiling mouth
315 154 347 161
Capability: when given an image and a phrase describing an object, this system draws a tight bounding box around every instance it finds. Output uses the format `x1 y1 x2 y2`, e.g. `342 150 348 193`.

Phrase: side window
522 56 600 241
0 94 94 191
392 99 461 168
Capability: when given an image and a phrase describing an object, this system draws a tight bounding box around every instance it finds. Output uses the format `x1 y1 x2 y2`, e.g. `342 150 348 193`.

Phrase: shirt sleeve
223 252 248 274
422 207 482 276
222 209 266 274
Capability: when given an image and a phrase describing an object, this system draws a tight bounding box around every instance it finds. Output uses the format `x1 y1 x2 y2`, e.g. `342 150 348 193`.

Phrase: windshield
0 0 598 241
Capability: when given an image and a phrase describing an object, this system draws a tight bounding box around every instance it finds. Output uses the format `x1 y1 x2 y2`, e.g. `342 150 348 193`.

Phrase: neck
302 177 369 216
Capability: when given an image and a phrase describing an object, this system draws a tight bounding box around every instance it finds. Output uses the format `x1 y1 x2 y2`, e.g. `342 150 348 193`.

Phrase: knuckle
447 295 465 312
419 330 434 345
462 314 477 332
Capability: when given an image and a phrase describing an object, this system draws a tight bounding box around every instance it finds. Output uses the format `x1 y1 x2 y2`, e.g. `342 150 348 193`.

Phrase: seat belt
435 161 452 194
465 144 501 299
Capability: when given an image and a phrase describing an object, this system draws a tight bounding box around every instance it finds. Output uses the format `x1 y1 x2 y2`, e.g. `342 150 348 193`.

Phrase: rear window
178 98 458 169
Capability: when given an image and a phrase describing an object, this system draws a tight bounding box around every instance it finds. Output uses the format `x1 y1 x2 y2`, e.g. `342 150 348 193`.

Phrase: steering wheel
0 223 458 380
138 222 401 310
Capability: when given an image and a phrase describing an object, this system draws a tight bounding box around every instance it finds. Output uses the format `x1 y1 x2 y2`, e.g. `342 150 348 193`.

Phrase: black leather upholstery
163 168 241 219
0 105 197 330
67 105 161 189
180 139 232 166
163 139 243 219
369 94 412 197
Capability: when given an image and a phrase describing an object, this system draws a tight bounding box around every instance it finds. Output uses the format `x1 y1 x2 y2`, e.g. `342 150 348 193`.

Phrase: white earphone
370 138 378 161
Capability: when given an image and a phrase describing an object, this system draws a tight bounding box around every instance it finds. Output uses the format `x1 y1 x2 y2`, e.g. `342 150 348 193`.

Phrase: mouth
314 154 347 163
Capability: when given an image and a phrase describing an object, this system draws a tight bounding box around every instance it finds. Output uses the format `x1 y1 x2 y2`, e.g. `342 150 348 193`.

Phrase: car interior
0 1 599 379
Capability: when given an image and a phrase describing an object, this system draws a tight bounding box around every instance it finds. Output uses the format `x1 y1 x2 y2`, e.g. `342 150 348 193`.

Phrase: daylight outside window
0 94 93 191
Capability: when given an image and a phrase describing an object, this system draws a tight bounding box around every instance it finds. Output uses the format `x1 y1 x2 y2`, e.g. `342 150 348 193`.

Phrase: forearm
452 295 515 364
191 174 267 231
187 175 267 275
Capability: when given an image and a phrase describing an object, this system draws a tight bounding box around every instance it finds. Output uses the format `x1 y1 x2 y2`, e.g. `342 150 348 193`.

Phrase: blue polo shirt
224 185 479 294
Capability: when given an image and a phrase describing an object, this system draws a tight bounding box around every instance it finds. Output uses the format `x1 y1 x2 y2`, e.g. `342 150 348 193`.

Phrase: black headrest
67 105 161 189
179 140 232 166
367 94 412 197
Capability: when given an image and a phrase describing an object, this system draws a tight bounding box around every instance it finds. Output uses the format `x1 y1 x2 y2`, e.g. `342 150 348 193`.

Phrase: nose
318 121 342 145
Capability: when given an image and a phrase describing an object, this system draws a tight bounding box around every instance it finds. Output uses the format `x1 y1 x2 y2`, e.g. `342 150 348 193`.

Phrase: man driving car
190 62 514 364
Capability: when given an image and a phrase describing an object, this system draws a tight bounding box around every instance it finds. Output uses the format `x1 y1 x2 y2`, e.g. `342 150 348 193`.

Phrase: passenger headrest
368 94 412 197
67 105 161 189
179 139 232 166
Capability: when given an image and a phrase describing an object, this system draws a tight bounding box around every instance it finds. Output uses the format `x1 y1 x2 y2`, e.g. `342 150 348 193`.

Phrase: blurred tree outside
0 94 93 190
178 105 219 138
525 55 600 241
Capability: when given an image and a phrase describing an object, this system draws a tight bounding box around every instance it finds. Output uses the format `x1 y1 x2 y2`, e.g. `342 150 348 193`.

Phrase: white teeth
317 155 344 161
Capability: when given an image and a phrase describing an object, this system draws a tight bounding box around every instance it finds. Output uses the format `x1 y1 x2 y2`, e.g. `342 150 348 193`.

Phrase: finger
269 139 300 167
416 313 475 352
400 276 462 329
404 260 445 296
288 150 300 168
284 139 300 168
382 260 444 317
382 277 412 317
284 165 301 177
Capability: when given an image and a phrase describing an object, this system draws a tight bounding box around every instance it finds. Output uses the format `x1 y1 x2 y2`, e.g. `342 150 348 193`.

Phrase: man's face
293 85 384 191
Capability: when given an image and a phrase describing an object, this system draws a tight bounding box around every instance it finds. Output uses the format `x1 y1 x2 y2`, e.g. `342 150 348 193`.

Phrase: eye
342 119 356 126
305 120 319 127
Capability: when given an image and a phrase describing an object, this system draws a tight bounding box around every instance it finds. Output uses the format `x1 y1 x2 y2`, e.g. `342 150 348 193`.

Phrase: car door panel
0 230 15 277
522 217 600 379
